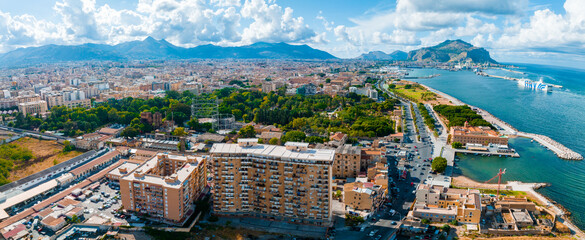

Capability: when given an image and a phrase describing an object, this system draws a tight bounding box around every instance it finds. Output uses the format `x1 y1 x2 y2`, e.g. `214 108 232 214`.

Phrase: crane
484 168 506 199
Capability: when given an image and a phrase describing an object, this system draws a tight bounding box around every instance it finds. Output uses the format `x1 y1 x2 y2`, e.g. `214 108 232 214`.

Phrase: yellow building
412 184 481 224
210 139 335 226
343 181 386 212
18 100 48 115
450 122 508 146
119 154 207 223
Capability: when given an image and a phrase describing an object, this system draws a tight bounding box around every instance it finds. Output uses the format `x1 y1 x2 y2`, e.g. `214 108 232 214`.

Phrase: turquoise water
409 64 585 230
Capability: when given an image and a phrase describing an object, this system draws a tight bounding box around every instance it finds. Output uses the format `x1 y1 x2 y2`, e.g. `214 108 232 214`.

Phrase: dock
472 105 583 160
453 149 520 158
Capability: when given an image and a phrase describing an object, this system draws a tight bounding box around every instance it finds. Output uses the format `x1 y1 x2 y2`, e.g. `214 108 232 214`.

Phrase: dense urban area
0 58 580 240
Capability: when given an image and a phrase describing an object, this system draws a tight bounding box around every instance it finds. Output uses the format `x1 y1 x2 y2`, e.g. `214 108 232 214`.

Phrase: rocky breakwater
518 132 584 160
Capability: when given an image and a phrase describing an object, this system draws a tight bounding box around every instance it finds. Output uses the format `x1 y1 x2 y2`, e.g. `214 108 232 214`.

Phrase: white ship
518 78 552 92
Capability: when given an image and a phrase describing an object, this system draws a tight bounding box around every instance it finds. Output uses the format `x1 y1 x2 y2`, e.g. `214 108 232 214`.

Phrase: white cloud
495 0 585 53
0 0 319 52
240 0 315 44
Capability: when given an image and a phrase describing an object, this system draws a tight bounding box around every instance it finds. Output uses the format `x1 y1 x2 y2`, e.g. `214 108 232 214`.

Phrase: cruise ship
519 78 552 92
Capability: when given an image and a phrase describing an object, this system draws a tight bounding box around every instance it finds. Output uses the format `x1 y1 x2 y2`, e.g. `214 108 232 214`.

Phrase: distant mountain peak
408 39 497 64
356 50 407 61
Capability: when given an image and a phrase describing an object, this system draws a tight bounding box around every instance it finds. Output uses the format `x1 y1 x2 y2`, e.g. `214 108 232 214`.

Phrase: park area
388 81 451 105
4 137 83 182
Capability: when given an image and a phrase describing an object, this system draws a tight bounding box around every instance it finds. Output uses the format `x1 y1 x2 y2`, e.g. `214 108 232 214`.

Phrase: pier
472 105 584 160
453 148 520 158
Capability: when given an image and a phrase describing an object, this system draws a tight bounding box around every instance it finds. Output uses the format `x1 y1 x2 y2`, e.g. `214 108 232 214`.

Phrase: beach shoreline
416 82 585 237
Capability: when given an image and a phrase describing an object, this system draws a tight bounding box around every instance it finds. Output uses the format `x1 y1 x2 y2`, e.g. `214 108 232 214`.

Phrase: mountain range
407 39 497 64
0 38 497 67
0 37 337 67
356 50 408 61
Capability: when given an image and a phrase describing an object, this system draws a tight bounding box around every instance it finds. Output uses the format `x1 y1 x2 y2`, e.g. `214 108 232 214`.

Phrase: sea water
410 64 585 229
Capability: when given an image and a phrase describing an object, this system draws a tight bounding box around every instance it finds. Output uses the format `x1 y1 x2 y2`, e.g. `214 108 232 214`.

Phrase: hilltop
356 50 408 61
407 39 497 64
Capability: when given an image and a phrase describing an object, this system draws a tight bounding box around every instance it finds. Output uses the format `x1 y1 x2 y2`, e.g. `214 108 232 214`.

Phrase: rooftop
211 143 335 162
121 154 203 188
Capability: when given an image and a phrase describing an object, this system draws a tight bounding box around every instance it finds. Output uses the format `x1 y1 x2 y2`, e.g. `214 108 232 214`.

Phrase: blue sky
0 0 583 67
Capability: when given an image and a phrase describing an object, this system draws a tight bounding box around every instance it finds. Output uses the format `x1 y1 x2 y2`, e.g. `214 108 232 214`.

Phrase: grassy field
8 137 83 181
389 82 438 103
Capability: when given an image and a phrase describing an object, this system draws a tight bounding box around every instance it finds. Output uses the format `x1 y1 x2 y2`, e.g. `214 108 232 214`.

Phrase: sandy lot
9 137 83 181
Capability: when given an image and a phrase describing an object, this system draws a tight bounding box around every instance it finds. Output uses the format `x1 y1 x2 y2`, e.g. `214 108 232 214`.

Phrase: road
332 79 449 240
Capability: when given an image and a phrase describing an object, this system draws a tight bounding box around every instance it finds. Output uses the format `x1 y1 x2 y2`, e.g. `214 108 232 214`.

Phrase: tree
238 125 256 138
451 141 463 149
345 214 365 226
432 157 448 173
121 126 140 138
325 78 331 83
450 220 458 226
421 218 430 224
68 214 81 223
258 138 264 144
269 137 279 145
62 140 76 153
172 127 188 136
282 130 306 143
441 224 451 232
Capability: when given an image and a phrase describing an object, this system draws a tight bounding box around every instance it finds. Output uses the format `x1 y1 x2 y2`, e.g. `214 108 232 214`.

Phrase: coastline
422 84 583 160
452 174 585 238
417 82 585 237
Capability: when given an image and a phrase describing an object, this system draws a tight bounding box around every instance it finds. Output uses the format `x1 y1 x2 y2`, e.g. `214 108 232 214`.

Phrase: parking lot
78 180 129 225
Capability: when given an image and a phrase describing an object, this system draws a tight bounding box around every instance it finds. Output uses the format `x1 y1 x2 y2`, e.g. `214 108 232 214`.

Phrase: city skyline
1 0 584 68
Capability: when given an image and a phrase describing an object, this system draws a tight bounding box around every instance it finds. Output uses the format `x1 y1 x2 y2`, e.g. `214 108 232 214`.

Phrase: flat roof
210 143 335 162
121 154 202 188
107 162 140 177
0 150 97 193
0 179 59 219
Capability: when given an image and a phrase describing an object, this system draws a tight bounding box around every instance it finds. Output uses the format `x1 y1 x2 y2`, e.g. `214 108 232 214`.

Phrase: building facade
18 100 48 115
332 145 362 179
450 122 508 146
343 181 386 212
412 184 482 224
119 154 207 223
210 139 335 226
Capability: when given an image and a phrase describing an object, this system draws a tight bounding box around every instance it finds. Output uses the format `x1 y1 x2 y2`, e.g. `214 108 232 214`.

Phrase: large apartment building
332 145 362 179
119 154 207 223
210 139 335 226
412 184 482 224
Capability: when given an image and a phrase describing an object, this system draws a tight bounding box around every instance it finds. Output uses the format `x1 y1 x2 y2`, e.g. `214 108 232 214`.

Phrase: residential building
18 100 48 115
120 154 207 223
412 184 482 224
450 121 508 146
210 139 335 226
259 131 282 144
343 181 386 212
332 145 362 179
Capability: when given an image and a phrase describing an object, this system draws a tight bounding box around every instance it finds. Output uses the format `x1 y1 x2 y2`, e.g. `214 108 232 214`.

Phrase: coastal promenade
422 83 583 160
